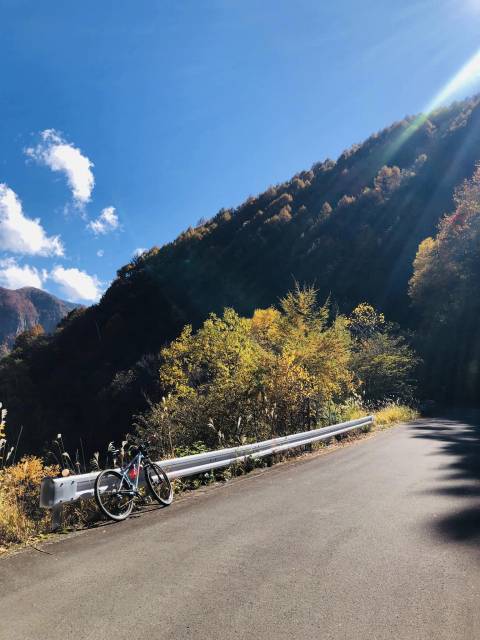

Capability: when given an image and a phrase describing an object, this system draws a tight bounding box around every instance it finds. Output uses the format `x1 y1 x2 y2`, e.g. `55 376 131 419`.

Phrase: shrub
347 304 418 403
136 286 357 454
0 456 59 547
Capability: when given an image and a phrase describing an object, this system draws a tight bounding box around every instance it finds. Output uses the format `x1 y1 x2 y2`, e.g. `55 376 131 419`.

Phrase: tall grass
373 402 419 428
0 456 59 549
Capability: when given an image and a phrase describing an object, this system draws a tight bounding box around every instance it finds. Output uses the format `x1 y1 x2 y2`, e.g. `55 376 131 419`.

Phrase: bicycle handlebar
110 439 153 459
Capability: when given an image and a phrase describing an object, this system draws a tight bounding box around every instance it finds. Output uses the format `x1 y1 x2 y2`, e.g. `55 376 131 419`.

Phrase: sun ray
429 48 480 110
386 47 480 161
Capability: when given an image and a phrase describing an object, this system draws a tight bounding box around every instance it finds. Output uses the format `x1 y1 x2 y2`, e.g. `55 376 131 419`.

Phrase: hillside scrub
134 287 418 458
2 96 480 453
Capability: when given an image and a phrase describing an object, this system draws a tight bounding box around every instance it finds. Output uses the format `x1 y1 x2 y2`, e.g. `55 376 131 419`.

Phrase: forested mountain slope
3 95 480 452
0 287 76 355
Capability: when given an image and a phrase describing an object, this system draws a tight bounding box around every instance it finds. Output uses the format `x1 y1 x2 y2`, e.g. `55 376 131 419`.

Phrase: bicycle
94 442 173 521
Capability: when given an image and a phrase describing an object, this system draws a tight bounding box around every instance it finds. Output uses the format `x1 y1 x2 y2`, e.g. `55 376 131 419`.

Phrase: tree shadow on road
410 410 480 546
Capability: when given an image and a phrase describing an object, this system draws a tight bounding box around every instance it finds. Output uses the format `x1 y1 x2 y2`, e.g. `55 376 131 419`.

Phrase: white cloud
0 184 64 256
0 258 102 302
134 247 147 257
49 266 102 303
87 206 119 235
26 129 95 205
96 249 104 257
0 258 45 290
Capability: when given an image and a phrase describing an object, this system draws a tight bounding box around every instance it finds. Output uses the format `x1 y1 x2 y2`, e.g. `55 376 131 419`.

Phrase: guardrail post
51 504 63 531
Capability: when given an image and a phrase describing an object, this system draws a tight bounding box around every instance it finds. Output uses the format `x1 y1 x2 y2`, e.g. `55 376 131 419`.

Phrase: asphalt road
2 416 480 640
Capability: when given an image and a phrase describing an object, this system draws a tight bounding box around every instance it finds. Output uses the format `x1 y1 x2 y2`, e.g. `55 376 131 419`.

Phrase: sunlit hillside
2 94 480 452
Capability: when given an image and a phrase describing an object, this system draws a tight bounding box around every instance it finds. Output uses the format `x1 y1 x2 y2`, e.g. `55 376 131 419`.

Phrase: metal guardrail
40 415 373 527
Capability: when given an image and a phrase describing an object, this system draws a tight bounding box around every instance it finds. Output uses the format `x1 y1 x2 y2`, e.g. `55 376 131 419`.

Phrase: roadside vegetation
410 164 480 401
0 287 419 551
134 288 417 459
0 402 417 553
0 457 58 550
373 403 419 428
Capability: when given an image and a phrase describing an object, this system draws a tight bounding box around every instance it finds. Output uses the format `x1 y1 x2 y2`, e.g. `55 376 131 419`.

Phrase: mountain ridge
0 286 77 355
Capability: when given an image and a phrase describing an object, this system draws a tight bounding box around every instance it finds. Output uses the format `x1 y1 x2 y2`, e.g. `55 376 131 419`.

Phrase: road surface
2 416 480 639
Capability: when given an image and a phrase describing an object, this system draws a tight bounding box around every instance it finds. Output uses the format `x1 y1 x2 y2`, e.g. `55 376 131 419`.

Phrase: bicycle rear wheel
145 463 173 506
94 469 134 521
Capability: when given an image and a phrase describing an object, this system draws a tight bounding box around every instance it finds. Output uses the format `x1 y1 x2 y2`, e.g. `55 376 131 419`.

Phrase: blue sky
1 0 480 302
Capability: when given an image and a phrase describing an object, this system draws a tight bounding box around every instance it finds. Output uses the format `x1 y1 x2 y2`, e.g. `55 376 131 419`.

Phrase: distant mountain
3 94 480 453
0 287 77 354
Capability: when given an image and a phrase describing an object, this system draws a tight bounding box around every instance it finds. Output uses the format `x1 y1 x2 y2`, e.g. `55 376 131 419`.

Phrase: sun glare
385 47 480 160
427 47 480 112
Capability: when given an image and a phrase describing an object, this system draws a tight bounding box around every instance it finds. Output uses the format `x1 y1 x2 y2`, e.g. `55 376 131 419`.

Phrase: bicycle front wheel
94 469 134 521
145 463 173 506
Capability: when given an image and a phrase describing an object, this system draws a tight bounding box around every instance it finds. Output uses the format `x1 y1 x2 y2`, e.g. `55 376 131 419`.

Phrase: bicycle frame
118 449 145 496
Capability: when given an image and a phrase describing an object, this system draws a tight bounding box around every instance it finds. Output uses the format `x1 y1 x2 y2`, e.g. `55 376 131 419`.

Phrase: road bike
94 442 173 521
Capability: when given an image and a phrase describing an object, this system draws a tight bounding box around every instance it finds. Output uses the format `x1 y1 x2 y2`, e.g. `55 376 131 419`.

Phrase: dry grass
337 399 418 429
373 403 419 428
340 404 368 421
0 457 59 551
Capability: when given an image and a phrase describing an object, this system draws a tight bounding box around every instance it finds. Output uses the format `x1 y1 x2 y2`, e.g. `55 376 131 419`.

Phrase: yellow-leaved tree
135 286 355 455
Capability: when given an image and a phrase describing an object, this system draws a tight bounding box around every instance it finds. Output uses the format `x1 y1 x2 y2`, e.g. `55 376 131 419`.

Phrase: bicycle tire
94 469 135 521
145 463 173 506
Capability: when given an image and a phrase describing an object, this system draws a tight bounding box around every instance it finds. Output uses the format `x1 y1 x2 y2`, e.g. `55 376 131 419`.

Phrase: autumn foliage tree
347 304 418 403
135 287 415 457
410 164 480 400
